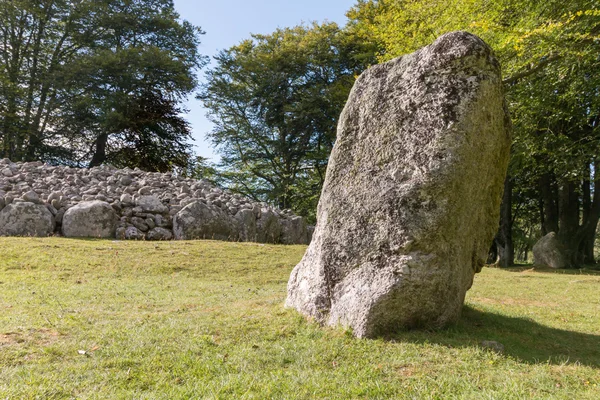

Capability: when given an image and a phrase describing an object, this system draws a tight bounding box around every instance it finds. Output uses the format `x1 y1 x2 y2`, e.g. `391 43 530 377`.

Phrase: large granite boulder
173 201 237 241
62 200 118 238
533 232 567 269
286 31 512 338
0 202 55 236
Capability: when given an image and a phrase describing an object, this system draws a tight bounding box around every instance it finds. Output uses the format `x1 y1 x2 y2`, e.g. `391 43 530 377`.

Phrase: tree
200 22 373 221
0 0 206 170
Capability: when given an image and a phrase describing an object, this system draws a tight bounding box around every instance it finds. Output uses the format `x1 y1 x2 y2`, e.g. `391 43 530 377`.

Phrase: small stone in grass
481 340 504 354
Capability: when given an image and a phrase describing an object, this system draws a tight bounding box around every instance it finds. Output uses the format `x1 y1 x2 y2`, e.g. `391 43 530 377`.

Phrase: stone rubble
0 158 311 244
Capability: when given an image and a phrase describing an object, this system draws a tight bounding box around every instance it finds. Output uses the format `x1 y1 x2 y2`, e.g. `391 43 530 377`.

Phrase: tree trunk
577 161 600 264
488 177 514 267
540 172 559 235
557 180 582 267
579 234 596 265
495 176 514 267
487 241 498 265
89 133 109 167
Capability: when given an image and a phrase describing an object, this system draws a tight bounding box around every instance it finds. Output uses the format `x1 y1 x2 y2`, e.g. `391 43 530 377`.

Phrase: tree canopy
200 22 374 221
0 0 206 171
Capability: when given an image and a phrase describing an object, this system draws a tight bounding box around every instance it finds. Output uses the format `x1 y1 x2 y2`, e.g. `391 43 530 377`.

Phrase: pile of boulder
0 158 312 244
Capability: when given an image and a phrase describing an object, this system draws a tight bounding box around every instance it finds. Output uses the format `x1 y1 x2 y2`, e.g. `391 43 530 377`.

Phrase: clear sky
172 0 356 161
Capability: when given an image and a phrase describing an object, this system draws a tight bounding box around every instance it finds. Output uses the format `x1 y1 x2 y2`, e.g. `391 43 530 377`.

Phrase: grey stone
533 232 567 269
280 216 309 245
62 201 118 238
47 191 63 202
120 193 133 204
21 190 41 204
55 208 66 224
138 186 152 195
131 217 149 232
125 226 145 240
120 176 133 186
136 195 168 213
173 201 237 241
146 227 173 241
235 209 257 242
0 157 309 243
116 226 127 240
145 217 156 230
256 210 282 243
286 31 511 338
0 202 55 236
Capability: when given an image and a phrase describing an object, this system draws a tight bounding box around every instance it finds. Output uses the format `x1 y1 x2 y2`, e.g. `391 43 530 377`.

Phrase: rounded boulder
62 200 118 238
0 202 55 237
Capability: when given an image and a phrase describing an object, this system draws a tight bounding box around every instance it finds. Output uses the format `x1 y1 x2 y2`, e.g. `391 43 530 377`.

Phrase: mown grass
1 237 599 399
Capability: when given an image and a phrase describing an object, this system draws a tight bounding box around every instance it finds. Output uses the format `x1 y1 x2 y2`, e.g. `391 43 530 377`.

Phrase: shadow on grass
499 265 600 276
384 306 600 368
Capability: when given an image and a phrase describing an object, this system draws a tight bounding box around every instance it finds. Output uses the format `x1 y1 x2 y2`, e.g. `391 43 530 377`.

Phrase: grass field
1 238 599 399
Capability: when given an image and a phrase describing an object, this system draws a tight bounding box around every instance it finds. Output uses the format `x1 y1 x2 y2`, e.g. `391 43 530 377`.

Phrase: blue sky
172 0 356 161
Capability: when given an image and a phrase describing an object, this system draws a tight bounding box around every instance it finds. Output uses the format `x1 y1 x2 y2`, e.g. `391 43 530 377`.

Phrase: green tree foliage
0 0 205 171
200 22 373 221
348 0 600 266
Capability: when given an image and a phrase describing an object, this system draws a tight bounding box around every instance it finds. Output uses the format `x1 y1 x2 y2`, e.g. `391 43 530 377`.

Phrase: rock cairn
0 158 311 244
286 31 511 337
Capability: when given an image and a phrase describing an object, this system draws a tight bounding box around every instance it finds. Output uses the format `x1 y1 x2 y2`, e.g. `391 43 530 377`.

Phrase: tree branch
503 54 562 86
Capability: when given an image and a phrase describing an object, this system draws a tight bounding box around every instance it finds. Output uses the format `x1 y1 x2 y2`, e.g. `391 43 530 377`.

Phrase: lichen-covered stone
62 200 118 238
256 210 282 243
0 202 55 237
136 195 168 213
286 31 512 338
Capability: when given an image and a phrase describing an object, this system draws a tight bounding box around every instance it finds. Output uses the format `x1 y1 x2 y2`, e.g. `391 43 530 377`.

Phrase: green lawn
1 238 599 399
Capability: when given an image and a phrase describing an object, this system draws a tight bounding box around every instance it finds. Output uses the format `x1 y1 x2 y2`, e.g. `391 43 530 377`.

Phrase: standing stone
62 200 118 238
533 232 567 269
0 202 55 236
286 32 511 338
